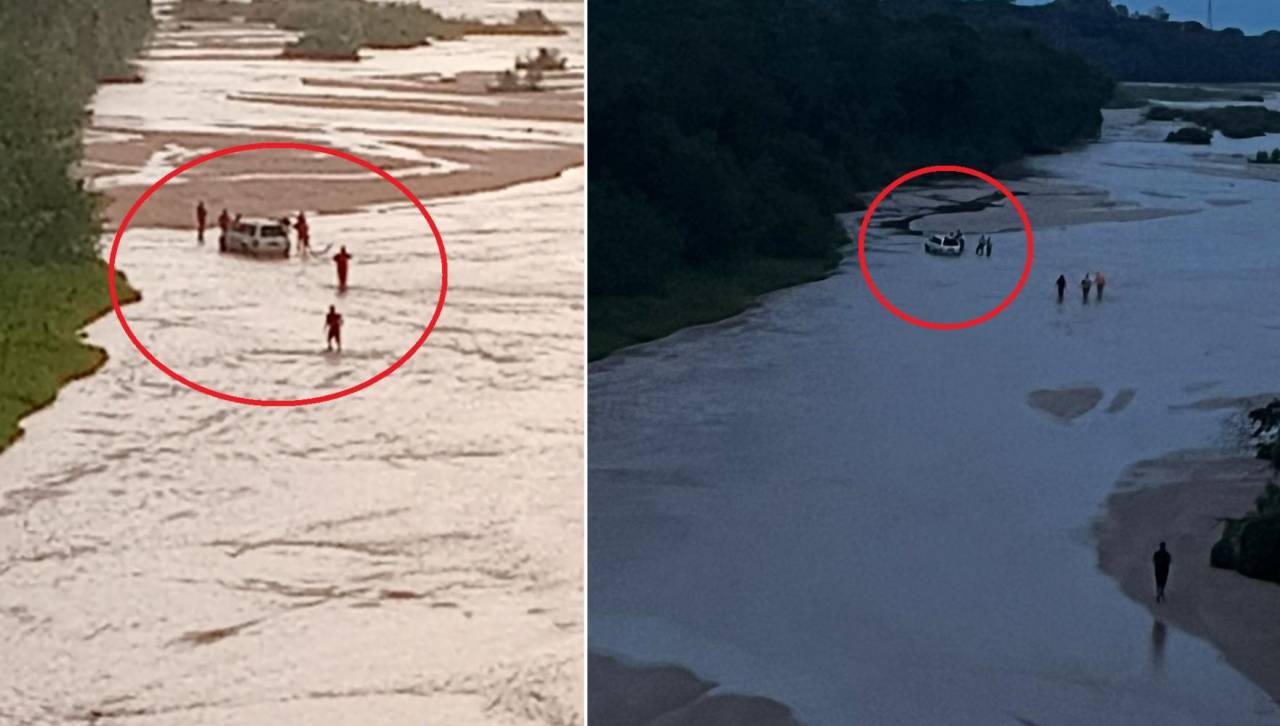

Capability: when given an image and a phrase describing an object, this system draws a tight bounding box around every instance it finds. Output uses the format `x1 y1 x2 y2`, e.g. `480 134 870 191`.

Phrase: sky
1020 0 1280 34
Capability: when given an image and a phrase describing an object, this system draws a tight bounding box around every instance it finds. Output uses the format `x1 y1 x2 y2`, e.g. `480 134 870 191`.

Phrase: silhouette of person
217 208 230 250
195 201 207 243
325 305 343 352
1081 275 1092 304
984 237 992 258
1095 271 1107 301
1056 274 1066 303
1153 542 1172 602
333 245 353 292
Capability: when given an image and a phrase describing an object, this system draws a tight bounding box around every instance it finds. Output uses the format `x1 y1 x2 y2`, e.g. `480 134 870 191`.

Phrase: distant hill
885 0 1280 82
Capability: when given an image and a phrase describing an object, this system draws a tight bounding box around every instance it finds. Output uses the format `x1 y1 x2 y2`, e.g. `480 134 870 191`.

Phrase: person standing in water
294 212 311 256
333 245 353 292
1056 274 1067 303
1153 542 1172 602
324 305 343 352
195 201 208 244
217 208 231 250
984 237 992 258
1095 271 1107 301
1081 274 1093 304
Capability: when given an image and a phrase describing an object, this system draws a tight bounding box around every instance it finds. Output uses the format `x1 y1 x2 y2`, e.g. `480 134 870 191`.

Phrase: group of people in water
973 234 994 257
194 200 354 352
1055 272 1107 304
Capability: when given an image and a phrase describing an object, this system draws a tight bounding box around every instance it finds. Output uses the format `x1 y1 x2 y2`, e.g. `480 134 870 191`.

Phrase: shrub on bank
1213 403 1280 583
1164 126 1212 144
1147 104 1280 139
276 0 465 50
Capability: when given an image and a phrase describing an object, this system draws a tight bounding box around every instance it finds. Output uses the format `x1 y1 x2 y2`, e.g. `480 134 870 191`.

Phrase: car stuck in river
220 218 290 258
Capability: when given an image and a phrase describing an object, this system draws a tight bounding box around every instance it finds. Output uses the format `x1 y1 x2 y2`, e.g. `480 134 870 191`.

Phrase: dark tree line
589 0 1113 297
939 0 1280 83
0 0 153 263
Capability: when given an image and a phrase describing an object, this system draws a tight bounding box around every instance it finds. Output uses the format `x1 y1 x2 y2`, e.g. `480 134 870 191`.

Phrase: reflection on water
1151 620 1168 675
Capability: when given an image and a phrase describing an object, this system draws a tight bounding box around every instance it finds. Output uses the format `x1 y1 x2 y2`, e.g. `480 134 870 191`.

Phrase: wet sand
89 131 581 228
1095 447 1280 702
589 654 799 726
1028 386 1105 422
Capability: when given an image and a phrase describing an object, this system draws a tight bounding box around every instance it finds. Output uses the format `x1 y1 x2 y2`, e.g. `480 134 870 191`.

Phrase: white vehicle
924 232 964 256
220 218 290 258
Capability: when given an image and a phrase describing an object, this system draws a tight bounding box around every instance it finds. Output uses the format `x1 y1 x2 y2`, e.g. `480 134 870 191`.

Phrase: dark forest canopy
589 0 1113 299
899 0 1280 82
0 0 154 262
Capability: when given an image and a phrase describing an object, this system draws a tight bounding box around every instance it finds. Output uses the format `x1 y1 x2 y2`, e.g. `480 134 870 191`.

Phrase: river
0 2 582 724
589 105 1280 724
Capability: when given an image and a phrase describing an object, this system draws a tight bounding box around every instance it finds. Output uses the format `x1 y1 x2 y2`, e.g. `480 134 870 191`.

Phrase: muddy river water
0 2 582 724
591 105 1280 724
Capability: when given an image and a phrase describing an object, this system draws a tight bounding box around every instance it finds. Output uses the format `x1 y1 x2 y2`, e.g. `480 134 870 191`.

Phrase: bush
1164 126 1212 144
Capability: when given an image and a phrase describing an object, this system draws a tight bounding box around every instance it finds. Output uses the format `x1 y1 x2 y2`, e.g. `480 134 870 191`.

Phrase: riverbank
1095 444 1280 703
588 252 838 360
0 261 139 453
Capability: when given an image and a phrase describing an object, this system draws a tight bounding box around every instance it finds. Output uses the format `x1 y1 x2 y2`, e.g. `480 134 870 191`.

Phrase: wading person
217 208 230 248
1153 542 1172 602
295 211 311 256
984 237 992 258
324 305 343 352
195 201 208 244
1095 271 1107 301
1056 274 1066 303
975 236 986 257
333 245 352 292
1081 274 1092 304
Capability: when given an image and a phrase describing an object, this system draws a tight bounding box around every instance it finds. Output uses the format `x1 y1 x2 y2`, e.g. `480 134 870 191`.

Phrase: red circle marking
856 165 1033 330
107 141 448 407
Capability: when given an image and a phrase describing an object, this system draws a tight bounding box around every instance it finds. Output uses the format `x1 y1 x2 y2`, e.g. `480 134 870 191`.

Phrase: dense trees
0 0 150 450
0 0 153 262
589 0 1113 299
936 0 1280 82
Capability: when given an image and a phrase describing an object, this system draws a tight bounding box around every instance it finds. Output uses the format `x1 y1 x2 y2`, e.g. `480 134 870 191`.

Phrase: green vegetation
1146 104 1280 138
176 0 466 53
0 263 139 451
1211 401 1280 584
277 0 465 51
589 0 1113 358
0 0 151 452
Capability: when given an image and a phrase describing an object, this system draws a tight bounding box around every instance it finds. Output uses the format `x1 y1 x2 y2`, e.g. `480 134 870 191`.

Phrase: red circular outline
856 165 1033 329
107 141 448 407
